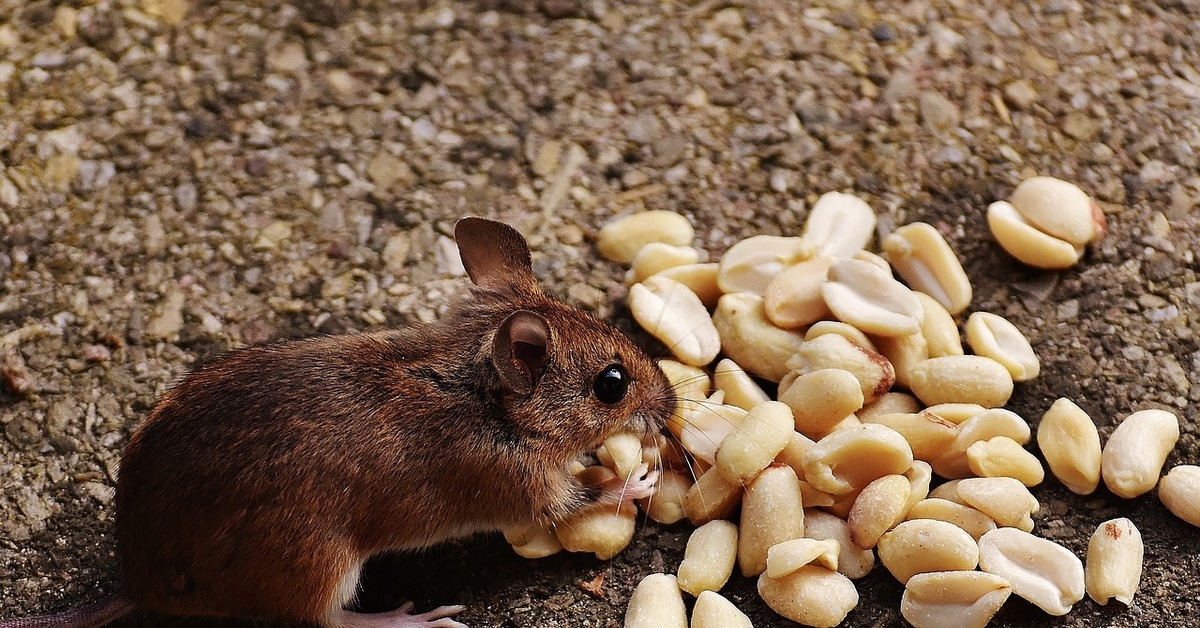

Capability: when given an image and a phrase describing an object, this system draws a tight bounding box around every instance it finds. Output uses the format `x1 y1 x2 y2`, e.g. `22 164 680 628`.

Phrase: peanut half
1036 398 1102 495
712 292 807 382
691 591 753 628
738 464 805 577
677 519 739 596
801 191 877 259
1085 517 1143 606
964 311 1040 382
717 234 813 295
882 221 973 314
1158 465 1200 528
629 275 720 367
901 571 1012 628
624 573 687 628
757 565 859 628
978 527 1085 616
1101 408 1179 499
598 210 694 263
878 519 980 584
822 258 924 337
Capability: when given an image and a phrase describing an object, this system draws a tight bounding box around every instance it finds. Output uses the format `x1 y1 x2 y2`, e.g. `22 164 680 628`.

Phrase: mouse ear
455 217 539 295
492 310 551 395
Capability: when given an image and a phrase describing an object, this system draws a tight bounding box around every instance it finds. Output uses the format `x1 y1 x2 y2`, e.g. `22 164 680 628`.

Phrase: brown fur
109 218 674 624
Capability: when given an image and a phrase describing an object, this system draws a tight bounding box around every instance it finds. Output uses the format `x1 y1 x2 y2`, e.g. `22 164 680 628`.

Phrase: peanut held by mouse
1 217 676 628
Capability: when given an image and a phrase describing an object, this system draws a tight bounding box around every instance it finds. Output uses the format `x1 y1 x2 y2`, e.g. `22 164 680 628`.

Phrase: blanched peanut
863 411 959 462
628 243 702 284
914 292 965 357
907 498 997 541
1009 176 1105 245
717 235 813 295
786 333 895 404
877 519 979 584
966 436 1045 487
986 200 1084 269
778 368 864 439
853 249 894 274
678 400 747 464
978 527 1085 616
956 477 1039 531
757 565 859 628
691 591 752 628
901 571 1012 628
677 520 739 596
848 474 911 549
1036 398 1101 495
657 359 710 424
629 276 720 367
805 508 876 579
804 320 879 352
1101 409 1179 499
882 222 973 314
822 258 924 337
600 431 644 479
598 210 693 263
739 464 805 577
802 424 914 495
927 479 964 503
766 538 841 577
712 358 770 411
624 573 687 628
1085 517 1142 606
1159 465 1200 527
802 191 877 259
640 470 692 525
654 262 722 307
764 256 833 328
965 311 1040 381
684 465 743 525
933 408 1032 481
904 461 934 512
713 293 807 382
503 523 563 559
716 401 794 484
859 392 922 423
907 355 1014 408
555 502 636 560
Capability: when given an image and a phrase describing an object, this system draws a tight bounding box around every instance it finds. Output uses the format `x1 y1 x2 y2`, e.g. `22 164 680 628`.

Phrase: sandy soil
3 1 1200 626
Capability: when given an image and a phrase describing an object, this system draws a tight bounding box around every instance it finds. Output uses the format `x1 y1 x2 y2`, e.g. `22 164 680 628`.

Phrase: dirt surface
3 0 1200 626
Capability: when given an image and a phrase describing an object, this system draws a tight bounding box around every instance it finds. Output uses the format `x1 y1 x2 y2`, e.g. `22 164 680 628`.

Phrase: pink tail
0 596 134 628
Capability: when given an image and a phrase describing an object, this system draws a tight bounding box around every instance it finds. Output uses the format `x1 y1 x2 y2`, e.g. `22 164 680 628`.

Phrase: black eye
593 364 629 404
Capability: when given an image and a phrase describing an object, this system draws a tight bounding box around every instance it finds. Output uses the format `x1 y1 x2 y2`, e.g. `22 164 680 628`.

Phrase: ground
2 0 1200 626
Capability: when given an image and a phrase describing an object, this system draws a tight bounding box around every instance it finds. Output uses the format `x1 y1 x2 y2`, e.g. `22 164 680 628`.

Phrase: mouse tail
0 596 134 628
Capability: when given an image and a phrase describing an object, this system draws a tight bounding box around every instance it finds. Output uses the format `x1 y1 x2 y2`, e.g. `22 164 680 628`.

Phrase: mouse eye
593 364 629 404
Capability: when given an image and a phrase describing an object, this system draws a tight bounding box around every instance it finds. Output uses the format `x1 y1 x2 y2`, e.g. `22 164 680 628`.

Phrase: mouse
1 216 677 628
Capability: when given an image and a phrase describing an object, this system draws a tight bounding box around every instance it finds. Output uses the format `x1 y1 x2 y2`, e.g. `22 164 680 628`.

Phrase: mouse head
455 217 674 455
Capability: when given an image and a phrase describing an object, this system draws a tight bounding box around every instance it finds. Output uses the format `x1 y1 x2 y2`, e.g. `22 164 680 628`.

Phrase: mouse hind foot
328 602 467 628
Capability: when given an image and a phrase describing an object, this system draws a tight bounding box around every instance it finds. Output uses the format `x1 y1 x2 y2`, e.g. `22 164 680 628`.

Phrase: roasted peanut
1085 517 1142 606
677 520 739 596
1101 409 1179 499
598 211 693 263
1036 398 1101 495
978 527 1085 616
878 519 980 584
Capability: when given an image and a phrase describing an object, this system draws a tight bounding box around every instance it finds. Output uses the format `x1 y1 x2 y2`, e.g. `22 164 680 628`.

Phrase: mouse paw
329 602 468 628
601 462 658 503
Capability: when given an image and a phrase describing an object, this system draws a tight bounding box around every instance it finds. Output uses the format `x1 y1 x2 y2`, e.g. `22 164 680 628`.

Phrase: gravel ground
3 0 1200 626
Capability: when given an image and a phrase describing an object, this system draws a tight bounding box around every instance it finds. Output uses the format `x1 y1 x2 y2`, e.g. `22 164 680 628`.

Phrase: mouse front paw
598 462 658 503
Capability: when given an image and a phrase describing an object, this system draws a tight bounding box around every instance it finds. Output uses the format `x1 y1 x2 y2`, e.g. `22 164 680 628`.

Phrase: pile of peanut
507 177 1200 628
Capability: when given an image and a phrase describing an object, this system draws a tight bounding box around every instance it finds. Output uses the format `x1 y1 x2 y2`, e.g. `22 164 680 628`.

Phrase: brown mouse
1 217 676 628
